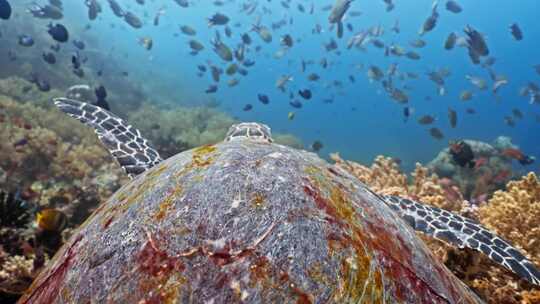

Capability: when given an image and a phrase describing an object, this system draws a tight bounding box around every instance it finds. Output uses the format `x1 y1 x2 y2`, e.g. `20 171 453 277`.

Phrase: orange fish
502 148 525 161
36 209 67 232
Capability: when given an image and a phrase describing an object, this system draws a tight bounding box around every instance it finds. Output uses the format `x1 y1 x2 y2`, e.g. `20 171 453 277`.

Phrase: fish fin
382 195 540 286
53 98 163 178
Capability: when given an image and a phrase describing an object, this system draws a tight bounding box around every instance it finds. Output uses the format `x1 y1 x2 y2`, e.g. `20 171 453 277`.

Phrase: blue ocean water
9 0 540 171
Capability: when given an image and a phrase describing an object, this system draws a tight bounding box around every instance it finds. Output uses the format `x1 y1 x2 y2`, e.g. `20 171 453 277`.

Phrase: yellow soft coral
478 172 540 265
331 154 408 194
331 154 464 211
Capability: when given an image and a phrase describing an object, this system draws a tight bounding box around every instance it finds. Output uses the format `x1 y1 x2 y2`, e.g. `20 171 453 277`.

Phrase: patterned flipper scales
53 98 163 178
383 195 540 286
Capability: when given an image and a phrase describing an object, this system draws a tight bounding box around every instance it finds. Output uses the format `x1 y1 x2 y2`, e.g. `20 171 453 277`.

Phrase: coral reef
128 103 302 158
0 92 126 303
331 154 540 303
463 173 540 303
478 173 540 263
331 154 466 212
0 80 303 302
0 94 126 196
428 137 517 202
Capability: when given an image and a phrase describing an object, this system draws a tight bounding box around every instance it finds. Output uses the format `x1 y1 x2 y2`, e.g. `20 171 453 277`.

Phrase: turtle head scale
225 122 273 143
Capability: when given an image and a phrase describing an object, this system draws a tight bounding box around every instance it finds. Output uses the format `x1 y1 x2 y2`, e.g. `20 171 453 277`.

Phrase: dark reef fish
86 0 102 20
94 85 110 110
180 25 196 36
418 115 435 125
205 84 218 93
188 39 204 53
124 12 142 29
257 94 269 105
311 140 324 152
328 0 352 38
107 0 124 17
72 40 85 50
252 23 272 43
241 33 251 45
449 140 475 168
210 31 233 61
242 103 253 111
509 23 523 41
18 35 35 47
0 0 11 20
448 108 457 128
208 12 229 26
383 0 394 12
42 52 56 64
71 52 81 69
289 99 302 108
29 74 51 92
403 106 410 122
328 0 352 24
445 0 462 13
174 0 188 8
444 32 457 50
47 23 69 42
429 127 444 140
419 1 439 36
464 25 489 57
153 6 165 26
281 34 293 48
298 89 312 100
28 3 63 20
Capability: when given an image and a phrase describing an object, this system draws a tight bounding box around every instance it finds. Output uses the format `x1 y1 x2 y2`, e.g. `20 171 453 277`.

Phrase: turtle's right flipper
54 98 163 178
383 195 540 286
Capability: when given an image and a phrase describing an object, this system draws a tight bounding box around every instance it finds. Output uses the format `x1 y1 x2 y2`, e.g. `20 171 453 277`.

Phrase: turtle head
225 122 273 143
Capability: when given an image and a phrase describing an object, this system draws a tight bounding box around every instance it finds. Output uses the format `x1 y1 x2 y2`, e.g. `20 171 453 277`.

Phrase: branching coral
0 95 127 197
478 173 540 263
0 254 35 295
464 173 540 302
331 153 465 212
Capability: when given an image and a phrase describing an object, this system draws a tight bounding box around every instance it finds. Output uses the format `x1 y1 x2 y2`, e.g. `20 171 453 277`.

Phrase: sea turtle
20 98 540 303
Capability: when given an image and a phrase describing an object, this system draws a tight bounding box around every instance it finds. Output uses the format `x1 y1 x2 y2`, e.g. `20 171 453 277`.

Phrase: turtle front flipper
53 98 162 178
383 195 540 286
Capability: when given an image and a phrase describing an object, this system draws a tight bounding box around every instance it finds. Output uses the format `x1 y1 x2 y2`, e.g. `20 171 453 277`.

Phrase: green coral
128 103 303 158
0 94 127 197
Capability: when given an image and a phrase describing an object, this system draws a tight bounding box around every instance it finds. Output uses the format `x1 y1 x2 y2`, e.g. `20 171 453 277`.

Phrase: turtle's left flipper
54 98 163 178
383 195 540 286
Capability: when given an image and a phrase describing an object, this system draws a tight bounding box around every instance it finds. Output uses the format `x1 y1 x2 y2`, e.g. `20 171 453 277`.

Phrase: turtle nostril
249 129 262 137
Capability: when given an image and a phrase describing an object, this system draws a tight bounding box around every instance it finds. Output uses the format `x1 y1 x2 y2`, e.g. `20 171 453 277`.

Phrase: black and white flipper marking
54 98 162 178
383 195 540 286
